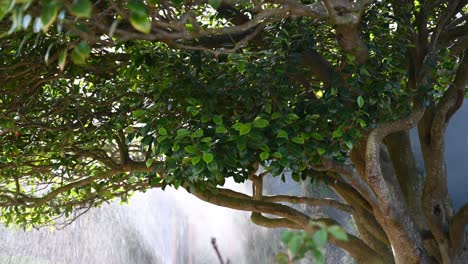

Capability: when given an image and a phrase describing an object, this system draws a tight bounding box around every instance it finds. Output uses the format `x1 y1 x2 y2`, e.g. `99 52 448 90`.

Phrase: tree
0 0 467 263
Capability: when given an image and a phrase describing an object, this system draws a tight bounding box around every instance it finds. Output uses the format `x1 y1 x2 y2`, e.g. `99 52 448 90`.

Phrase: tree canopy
1 0 468 263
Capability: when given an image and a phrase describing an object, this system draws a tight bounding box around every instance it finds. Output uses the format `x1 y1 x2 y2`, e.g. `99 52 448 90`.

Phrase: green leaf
172 144 180 151
185 97 197 106
238 123 251 136
288 113 300 121
317 147 326 155
311 249 325 264
192 129 203 138
237 60 246 73
345 141 353 149
132 109 145 118
192 162 205 176
0 0 14 21
186 106 199 116
200 137 212 143
201 115 210 123
252 118 269 128
328 225 348 240
176 129 190 138
128 1 150 34
207 161 218 172
311 132 323 141
208 0 222 9
156 135 167 143
272 151 282 159
191 155 201 165
356 118 366 128
158 127 168 136
130 13 151 34
215 126 227 134
313 229 328 248
360 68 371 77
58 49 67 71
128 1 147 15
357 96 365 108
40 1 61 32
291 172 300 182
232 122 243 130
145 159 154 168
203 152 214 163
264 102 272 114
71 41 91 65
141 135 153 146
280 230 293 243
332 128 343 139
213 115 223 125
184 145 197 154
277 129 288 139
288 235 302 256
291 136 304 144
259 151 269 161
271 112 281 120
70 0 92 18
346 53 356 62
171 0 183 7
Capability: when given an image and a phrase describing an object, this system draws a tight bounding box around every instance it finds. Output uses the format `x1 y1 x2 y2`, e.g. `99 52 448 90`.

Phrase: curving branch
329 179 373 213
14 170 116 208
250 212 301 229
366 104 429 263
191 187 312 227
313 159 378 209
367 104 425 192
191 187 384 264
262 195 354 214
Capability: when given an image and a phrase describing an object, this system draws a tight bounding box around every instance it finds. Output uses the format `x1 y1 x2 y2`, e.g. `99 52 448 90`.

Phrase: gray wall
445 100 468 210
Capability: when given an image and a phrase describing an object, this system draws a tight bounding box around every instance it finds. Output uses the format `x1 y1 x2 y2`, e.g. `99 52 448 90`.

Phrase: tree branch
313 159 378 209
366 104 430 263
191 187 383 263
450 203 468 254
262 195 354 214
418 52 468 262
250 212 301 229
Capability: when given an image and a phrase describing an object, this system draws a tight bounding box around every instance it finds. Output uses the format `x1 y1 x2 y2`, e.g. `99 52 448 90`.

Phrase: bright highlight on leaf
0 0 14 21
71 40 90 65
128 1 151 34
40 1 61 32
58 49 67 71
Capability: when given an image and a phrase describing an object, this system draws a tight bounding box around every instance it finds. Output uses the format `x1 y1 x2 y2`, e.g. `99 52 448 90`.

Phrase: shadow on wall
0 181 278 264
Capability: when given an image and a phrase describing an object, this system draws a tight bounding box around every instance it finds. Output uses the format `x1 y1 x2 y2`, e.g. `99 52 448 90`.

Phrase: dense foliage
1 0 468 263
